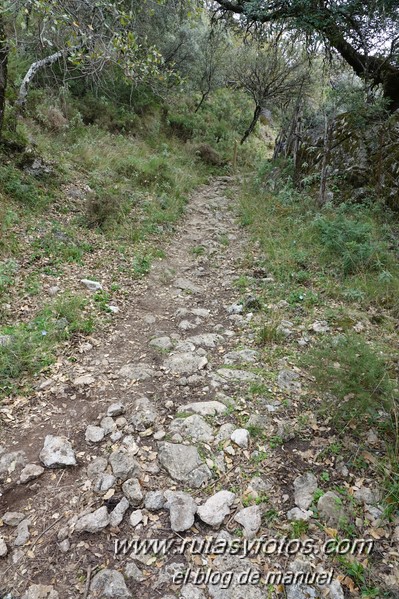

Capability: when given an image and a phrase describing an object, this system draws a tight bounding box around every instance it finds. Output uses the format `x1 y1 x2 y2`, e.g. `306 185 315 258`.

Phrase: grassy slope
235 160 399 594
0 100 224 399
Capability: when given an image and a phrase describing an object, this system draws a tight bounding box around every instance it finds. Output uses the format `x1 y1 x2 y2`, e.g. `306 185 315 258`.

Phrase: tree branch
16 45 81 108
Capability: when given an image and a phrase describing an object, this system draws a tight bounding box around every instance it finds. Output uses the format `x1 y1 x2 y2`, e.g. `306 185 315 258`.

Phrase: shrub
314 213 384 275
0 164 52 208
86 193 124 229
302 333 394 424
168 113 195 141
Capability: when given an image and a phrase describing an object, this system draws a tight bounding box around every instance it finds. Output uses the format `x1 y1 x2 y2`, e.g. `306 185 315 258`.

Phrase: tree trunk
318 113 335 208
241 105 261 144
0 15 9 139
16 46 80 109
195 91 209 113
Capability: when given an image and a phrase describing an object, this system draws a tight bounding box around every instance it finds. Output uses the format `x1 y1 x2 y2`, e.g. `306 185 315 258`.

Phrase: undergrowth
0 294 93 398
238 158 399 521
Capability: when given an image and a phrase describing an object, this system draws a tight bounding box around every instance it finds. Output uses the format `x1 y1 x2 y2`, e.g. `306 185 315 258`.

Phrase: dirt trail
0 177 358 598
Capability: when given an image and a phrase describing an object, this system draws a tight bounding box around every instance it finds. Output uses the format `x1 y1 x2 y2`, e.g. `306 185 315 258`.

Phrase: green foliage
290 520 309 538
257 322 283 345
86 193 124 230
269 435 284 448
314 212 386 275
382 474 399 520
31 230 93 265
0 164 53 208
0 259 18 305
93 290 112 312
191 245 206 256
0 294 93 399
302 333 394 423
131 253 152 277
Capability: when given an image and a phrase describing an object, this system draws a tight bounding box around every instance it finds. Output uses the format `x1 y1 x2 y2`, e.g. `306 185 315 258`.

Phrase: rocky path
0 177 384 598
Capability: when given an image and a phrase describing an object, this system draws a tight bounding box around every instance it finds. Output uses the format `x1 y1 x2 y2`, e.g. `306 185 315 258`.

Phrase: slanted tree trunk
241 105 261 144
320 16 399 113
16 46 80 109
195 90 210 113
0 15 9 139
215 1 399 113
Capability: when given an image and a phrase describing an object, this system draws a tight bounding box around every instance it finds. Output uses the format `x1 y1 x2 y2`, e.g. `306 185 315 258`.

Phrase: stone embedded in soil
87 457 108 478
125 561 144 581
94 473 116 494
223 349 258 364
354 487 379 505
197 490 236 528
109 450 140 481
14 519 31 546
215 423 236 442
182 401 228 417
287 507 313 521
22 585 59 599
169 414 214 442
85 425 105 443
317 491 346 526
247 413 269 429
311 320 330 333
100 416 117 435
75 506 109 533
144 490 165 511
277 369 301 393
294 472 318 510
186 333 224 348
39 435 77 468
59 539 70 553
164 352 208 375
107 402 125 417
150 336 173 350
119 363 155 380
109 498 129 528
248 477 272 494
73 374 96 386
129 509 143 527
230 428 249 448
80 279 102 291
215 368 260 382
158 442 212 488
178 320 198 331
0 335 13 346
164 490 198 532
0 450 27 475
234 506 262 539
19 463 45 484
2 511 26 526
284 558 344 599
48 286 60 296
122 477 143 507
89 568 131 598
181 584 207 599
0 537 8 557
192 308 210 318
208 555 263 599
130 396 157 431
173 277 201 293
226 303 243 314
